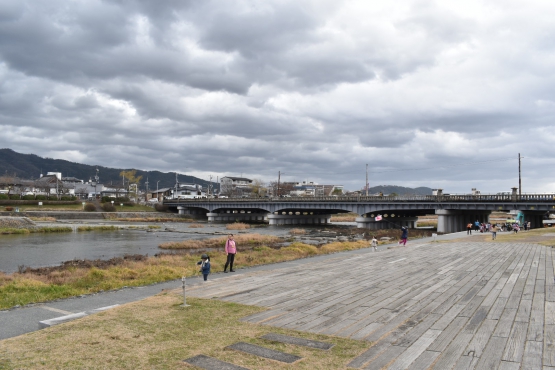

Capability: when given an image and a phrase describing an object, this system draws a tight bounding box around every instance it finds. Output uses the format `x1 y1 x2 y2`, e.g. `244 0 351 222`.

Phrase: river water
0 222 315 273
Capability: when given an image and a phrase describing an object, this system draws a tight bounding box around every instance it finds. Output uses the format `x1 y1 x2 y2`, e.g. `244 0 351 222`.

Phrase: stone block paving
186 241 555 369
183 354 250 370
226 342 302 364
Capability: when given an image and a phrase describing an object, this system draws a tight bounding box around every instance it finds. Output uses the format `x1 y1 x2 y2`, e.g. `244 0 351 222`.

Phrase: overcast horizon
1 1 554 193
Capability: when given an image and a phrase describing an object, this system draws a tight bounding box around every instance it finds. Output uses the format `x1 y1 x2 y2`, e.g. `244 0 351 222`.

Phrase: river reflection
0 223 301 273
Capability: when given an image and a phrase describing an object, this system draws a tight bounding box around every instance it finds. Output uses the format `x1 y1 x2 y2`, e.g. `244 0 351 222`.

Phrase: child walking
399 227 408 246
197 254 211 281
371 236 378 251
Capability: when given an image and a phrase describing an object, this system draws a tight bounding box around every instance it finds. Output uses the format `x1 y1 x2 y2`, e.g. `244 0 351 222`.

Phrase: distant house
220 176 253 196
168 184 206 199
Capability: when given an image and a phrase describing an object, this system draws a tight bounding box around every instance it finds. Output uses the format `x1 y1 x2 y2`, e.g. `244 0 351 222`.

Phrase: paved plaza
187 240 555 369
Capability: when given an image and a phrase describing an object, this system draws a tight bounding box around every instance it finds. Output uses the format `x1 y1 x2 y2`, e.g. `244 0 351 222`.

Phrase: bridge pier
207 211 268 223
355 217 418 229
267 213 331 225
521 211 546 229
436 210 491 233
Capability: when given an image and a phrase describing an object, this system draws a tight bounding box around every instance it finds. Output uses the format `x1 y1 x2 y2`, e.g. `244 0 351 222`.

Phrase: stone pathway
186 241 555 369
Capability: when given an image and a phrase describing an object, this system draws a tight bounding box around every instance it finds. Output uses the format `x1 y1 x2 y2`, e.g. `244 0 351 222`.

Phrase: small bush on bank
0 194 8 200
84 203 96 212
35 195 47 200
48 196 58 201
155 204 169 212
21 195 35 200
102 203 116 212
5 207 13 211
60 196 76 201
9 195 20 200
226 223 250 230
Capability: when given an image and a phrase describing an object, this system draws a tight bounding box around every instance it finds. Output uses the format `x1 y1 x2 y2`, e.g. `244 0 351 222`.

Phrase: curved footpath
2 230 554 369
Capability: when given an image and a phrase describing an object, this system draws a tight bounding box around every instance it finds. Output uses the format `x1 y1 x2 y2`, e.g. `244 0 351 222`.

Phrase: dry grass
159 233 280 250
290 228 307 235
188 223 204 228
28 217 57 222
226 222 251 230
417 221 437 227
444 227 555 246
0 295 368 369
330 213 358 222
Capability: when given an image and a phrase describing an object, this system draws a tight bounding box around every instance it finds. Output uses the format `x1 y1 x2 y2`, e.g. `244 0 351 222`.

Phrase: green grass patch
0 296 369 369
77 225 120 232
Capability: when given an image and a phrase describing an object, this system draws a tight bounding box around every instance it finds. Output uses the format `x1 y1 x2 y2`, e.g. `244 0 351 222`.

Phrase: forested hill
368 185 433 196
0 148 216 190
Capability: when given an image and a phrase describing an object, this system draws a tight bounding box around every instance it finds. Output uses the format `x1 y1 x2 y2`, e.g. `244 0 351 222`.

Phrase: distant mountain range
0 148 433 195
0 148 217 191
366 185 433 196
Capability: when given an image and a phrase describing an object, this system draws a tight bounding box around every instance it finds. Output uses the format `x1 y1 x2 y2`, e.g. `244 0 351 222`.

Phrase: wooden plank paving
186 241 555 369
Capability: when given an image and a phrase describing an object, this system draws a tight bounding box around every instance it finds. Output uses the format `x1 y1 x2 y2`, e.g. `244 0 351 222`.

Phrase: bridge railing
164 193 555 203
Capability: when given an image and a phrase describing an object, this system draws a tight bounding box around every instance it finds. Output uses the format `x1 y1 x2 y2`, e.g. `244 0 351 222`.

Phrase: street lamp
156 180 160 201
94 168 99 200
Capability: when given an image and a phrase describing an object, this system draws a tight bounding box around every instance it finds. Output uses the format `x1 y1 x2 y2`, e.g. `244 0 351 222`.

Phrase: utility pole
209 175 213 196
518 153 522 196
145 177 149 201
366 164 369 196
277 171 281 197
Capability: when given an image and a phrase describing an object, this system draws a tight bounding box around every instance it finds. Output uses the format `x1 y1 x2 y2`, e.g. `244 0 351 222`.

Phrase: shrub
102 203 116 212
155 203 169 212
84 203 97 212
8 194 20 200
5 207 13 211
60 196 75 201
48 196 58 201
116 197 130 202
22 195 35 200
0 194 8 200
35 195 47 200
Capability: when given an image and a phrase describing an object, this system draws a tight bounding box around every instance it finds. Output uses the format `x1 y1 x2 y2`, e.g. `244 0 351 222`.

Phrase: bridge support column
521 211 546 229
267 214 331 225
436 210 491 233
177 206 207 219
207 211 268 223
355 217 418 229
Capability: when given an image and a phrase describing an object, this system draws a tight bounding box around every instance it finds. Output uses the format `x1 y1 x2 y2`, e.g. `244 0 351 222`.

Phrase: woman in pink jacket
224 234 237 272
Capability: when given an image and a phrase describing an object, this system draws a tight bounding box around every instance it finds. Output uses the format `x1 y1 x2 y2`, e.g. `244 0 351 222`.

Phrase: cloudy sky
1 0 554 193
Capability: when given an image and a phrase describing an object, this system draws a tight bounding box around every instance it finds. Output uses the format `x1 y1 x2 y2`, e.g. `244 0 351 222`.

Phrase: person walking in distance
399 227 408 246
371 236 378 251
224 234 237 273
467 222 472 235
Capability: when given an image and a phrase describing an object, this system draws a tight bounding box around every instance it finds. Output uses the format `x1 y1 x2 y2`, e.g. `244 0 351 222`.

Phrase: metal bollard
181 276 190 307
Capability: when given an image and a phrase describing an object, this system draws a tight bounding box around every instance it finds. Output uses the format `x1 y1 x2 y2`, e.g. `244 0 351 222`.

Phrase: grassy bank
0 295 368 369
0 240 369 309
0 226 73 234
445 227 555 246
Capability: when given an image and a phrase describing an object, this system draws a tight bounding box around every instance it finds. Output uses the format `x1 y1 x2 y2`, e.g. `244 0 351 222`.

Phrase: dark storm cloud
1 0 555 193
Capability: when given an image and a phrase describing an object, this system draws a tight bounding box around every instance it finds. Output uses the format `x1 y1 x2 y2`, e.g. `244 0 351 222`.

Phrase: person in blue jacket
399 227 408 246
197 254 211 281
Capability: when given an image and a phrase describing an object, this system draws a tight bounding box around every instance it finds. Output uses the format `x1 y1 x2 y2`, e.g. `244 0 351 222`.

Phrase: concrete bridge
164 191 555 233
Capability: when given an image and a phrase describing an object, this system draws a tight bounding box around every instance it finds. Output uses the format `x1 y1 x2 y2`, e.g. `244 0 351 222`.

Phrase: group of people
196 234 237 281
466 220 532 239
